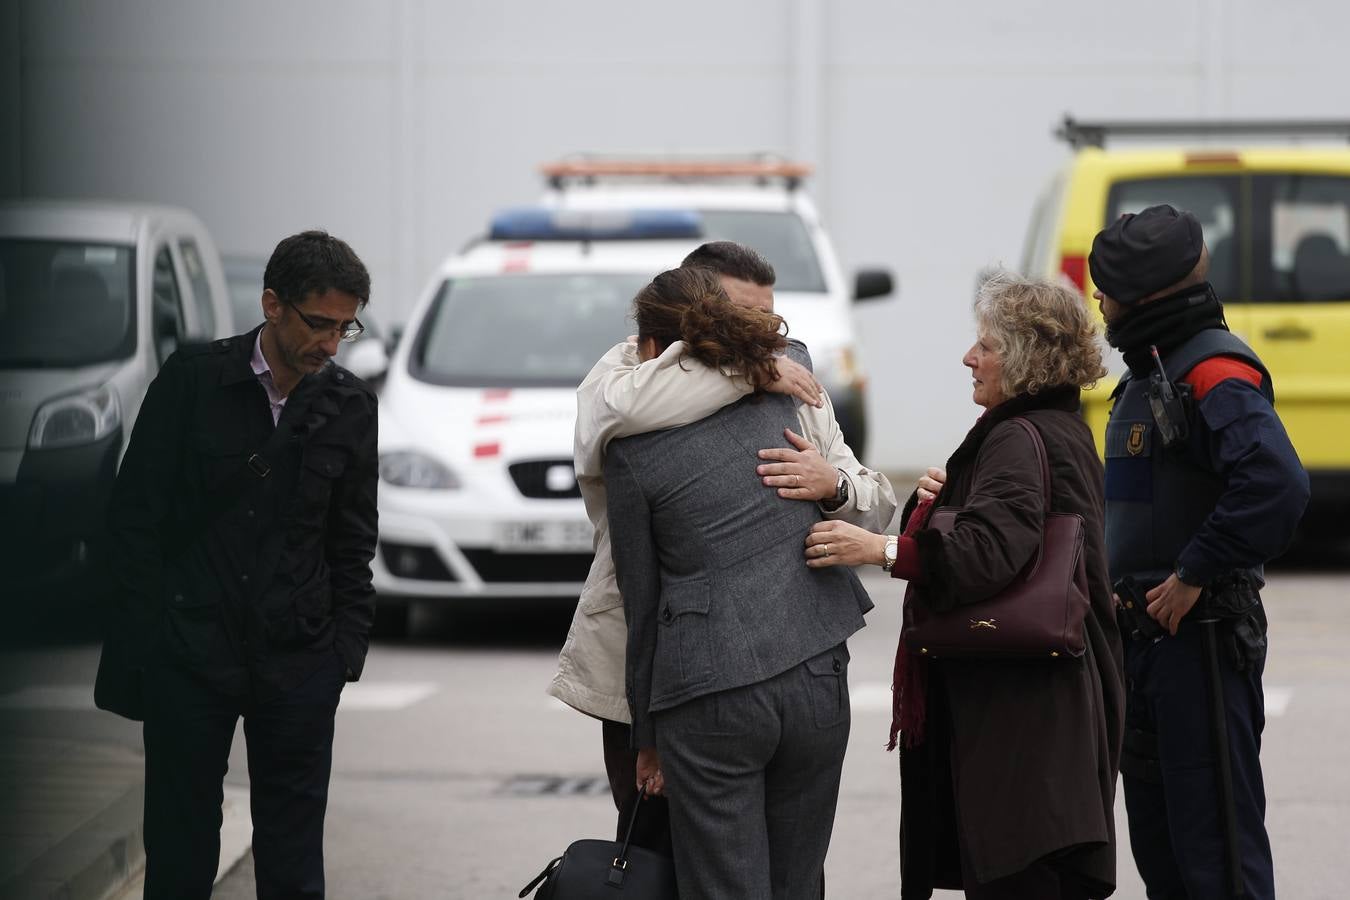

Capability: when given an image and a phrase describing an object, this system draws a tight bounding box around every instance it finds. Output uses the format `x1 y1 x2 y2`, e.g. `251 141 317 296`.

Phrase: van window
1251 175 1350 303
152 247 186 366
0 240 135 368
178 239 217 336
1106 176 1239 300
699 210 827 293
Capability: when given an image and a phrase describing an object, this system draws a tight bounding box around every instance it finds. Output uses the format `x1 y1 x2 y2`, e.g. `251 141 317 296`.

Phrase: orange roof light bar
1184 151 1244 167
541 159 813 188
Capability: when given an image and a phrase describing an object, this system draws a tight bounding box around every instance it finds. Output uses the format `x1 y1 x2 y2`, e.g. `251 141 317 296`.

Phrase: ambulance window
1106 177 1238 301
1251 175 1350 303
1021 171 1066 277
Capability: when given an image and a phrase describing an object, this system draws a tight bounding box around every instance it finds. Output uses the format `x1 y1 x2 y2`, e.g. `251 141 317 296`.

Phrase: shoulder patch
1181 356 1262 401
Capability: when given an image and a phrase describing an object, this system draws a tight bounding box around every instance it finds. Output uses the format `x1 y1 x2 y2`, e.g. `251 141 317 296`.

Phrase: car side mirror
853 268 895 302
342 338 389 383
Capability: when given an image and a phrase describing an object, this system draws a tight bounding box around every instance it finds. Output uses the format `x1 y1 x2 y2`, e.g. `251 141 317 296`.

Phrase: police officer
1090 205 1308 899
96 231 379 899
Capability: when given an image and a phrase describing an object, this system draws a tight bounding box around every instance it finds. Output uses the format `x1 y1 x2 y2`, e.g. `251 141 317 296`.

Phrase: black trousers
142 654 345 900
1122 626 1273 900
601 718 674 856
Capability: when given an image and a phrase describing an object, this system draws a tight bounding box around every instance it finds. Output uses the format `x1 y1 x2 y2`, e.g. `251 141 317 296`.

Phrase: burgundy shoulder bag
904 417 1089 660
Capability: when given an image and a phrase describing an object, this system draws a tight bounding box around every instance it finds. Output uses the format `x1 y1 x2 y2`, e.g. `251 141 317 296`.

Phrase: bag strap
1009 417 1051 509
1009 417 1052 577
606 783 650 885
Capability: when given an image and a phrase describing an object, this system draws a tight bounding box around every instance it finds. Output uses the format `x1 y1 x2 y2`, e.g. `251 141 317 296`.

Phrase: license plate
494 520 594 553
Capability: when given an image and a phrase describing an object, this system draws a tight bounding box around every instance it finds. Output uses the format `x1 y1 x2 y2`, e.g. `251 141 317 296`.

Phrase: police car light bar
540 158 814 190
488 208 704 242
1057 114 1350 149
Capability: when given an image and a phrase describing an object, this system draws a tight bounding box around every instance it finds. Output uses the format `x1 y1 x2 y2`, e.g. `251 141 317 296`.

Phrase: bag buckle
607 857 628 886
247 454 271 478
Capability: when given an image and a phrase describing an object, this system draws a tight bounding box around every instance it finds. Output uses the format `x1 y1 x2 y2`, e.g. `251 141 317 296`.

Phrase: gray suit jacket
606 388 874 748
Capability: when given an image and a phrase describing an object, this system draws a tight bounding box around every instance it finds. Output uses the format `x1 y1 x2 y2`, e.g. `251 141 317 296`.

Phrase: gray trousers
653 645 850 900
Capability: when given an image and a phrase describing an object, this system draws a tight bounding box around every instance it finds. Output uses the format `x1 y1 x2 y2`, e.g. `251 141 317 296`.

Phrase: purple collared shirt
251 330 288 425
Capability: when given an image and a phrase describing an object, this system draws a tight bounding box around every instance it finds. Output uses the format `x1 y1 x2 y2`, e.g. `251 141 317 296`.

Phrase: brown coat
898 386 1125 897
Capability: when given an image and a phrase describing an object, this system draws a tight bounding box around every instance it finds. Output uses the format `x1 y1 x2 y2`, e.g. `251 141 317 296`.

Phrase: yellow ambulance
1022 117 1350 513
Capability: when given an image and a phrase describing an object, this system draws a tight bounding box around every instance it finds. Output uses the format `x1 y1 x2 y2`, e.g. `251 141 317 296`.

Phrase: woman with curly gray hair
809 272 1125 898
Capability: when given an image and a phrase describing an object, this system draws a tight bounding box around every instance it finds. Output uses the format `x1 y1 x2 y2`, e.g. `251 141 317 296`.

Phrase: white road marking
0 686 95 710
338 682 438 711
1264 686 1292 717
0 682 440 712
850 682 894 712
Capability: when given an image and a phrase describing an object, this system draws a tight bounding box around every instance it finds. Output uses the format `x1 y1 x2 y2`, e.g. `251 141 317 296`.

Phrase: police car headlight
28 384 121 449
379 451 461 489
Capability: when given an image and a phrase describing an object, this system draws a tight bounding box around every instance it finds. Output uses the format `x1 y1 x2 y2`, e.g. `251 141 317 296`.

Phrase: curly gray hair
974 271 1107 397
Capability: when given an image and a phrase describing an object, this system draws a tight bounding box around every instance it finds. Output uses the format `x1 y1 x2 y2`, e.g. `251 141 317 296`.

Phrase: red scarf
887 495 935 751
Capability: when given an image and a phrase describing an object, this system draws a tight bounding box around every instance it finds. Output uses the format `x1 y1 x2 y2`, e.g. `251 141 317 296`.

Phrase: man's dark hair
264 230 372 308
681 241 776 287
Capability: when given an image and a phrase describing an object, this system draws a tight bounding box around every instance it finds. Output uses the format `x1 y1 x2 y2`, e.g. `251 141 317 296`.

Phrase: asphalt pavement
2 547 1347 899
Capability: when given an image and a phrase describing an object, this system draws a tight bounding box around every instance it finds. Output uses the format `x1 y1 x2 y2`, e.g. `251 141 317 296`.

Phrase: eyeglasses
291 305 365 342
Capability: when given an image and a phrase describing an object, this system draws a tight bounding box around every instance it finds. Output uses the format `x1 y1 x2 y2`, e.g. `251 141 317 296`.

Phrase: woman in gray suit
605 266 874 900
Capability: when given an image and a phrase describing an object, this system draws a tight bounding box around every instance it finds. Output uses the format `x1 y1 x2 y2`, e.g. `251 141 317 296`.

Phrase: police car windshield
699 210 827 293
0 240 136 369
408 272 648 388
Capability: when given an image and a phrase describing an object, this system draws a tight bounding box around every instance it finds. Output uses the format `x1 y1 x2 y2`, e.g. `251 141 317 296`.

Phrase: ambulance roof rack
541 153 814 191
1056 114 1350 149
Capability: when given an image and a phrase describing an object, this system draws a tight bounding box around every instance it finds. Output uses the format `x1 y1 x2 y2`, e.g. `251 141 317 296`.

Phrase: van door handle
1263 325 1312 341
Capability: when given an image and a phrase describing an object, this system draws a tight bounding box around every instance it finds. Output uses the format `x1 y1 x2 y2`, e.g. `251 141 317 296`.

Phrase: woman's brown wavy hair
632 267 787 389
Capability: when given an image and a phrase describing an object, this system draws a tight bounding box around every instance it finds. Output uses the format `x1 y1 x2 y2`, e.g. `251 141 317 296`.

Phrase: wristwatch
1174 563 1202 587
820 469 850 512
882 535 898 572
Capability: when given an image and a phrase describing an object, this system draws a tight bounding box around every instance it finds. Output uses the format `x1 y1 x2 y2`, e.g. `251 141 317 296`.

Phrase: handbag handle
1007 417 1053 579
607 782 651 885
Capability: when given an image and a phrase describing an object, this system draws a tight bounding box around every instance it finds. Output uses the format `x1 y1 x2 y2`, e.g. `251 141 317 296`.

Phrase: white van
0 200 233 590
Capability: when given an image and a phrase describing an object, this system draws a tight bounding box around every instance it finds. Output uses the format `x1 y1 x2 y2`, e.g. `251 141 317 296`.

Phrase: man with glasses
97 230 379 899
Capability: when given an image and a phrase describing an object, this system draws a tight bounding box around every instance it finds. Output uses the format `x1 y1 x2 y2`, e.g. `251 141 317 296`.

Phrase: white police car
371 209 702 622
538 156 894 457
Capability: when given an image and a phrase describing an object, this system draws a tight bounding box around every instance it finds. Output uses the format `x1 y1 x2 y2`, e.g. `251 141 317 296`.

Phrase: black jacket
98 326 378 711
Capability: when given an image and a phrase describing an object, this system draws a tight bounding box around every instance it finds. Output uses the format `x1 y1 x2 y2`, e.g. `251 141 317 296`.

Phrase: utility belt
1115 572 1268 672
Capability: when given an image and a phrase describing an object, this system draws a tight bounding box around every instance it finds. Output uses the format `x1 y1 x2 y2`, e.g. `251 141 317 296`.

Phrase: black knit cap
1089 204 1205 305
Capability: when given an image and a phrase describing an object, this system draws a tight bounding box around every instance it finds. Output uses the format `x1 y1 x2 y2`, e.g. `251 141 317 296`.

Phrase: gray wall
8 0 1349 469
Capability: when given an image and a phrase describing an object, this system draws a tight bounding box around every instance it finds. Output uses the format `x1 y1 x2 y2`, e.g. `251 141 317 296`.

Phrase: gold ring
823 544 830 558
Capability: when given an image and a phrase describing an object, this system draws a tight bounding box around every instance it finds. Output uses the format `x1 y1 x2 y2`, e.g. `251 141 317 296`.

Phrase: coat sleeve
912 422 1046 612
1175 378 1310 583
574 341 752 480
798 388 899 533
327 391 379 678
105 352 190 625
605 444 662 749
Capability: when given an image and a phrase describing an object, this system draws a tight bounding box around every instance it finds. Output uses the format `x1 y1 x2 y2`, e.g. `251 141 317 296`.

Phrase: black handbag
519 786 677 899
904 417 1090 660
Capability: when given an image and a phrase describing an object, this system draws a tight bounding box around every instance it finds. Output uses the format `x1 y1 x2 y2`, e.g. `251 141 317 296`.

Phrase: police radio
1146 344 1190 449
